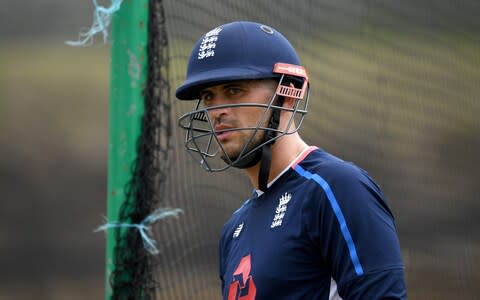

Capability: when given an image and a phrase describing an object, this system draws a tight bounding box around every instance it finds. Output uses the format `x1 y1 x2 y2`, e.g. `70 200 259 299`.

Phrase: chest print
270 192 292 228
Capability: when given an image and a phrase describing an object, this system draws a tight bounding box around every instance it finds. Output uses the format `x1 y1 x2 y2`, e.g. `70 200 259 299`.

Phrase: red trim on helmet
273 63 309 99
273 63 308 79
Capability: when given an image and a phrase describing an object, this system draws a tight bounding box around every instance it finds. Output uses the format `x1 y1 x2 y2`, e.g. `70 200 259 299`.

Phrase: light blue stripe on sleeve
294 164 364 276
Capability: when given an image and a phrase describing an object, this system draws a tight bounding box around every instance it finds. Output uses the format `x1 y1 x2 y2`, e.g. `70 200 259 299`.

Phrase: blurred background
1 0 479 299
1 1 109 299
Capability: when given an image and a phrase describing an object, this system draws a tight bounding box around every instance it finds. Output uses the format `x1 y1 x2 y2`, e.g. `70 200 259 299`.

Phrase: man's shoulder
220 198 251 238
298 147 392 219
299 148 373 186
294 148 386 210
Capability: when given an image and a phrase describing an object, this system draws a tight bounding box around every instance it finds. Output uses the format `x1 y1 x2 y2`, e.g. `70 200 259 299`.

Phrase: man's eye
201 93 213 103
227 87 242 95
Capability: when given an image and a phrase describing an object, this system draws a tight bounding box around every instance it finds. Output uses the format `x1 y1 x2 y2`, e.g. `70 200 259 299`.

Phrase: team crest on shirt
198 27 222 60
270 192 291 228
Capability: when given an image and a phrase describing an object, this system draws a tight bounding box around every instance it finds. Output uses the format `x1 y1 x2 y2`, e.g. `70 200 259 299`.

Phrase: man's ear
282 83 297 108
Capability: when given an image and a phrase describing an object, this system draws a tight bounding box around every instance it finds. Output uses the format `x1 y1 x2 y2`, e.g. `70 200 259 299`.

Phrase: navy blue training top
219 147 406 300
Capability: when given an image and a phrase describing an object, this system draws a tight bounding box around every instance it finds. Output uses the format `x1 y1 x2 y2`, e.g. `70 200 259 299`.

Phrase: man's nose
206 96 229 121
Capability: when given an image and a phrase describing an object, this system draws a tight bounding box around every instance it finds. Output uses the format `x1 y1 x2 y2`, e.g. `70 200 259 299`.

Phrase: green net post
106 0 148 299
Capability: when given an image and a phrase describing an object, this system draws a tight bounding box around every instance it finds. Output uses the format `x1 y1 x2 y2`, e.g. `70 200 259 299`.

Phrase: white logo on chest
233 222 244 238
198 27 222 60
271 192 291 228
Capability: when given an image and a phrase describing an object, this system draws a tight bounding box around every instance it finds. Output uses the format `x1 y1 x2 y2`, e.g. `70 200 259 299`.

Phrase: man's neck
245 133 308 190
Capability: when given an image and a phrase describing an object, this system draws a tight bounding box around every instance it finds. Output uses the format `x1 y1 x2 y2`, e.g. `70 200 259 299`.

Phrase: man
176 21 406 300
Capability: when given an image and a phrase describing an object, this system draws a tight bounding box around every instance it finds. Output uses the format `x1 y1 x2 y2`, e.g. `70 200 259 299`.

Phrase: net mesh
108 0 171 299
127 0 479 298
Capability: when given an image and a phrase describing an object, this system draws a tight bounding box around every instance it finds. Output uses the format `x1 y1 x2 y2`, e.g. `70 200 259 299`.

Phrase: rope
95 207 183 255
66 0 124 46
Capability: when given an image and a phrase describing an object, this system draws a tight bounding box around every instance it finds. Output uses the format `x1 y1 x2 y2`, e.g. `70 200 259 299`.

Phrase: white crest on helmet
198 27 222 60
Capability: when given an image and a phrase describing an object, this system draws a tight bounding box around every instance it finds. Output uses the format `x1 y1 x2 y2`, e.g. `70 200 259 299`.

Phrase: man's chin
220 150 240 165
220 144 264 168
218 132 266 166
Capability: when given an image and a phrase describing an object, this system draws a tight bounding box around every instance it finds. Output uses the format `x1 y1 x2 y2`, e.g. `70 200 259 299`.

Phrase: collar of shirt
254 146 316 197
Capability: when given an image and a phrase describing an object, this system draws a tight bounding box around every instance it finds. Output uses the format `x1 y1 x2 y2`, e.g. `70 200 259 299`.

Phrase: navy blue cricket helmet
176 21 302 100
176 21 310 191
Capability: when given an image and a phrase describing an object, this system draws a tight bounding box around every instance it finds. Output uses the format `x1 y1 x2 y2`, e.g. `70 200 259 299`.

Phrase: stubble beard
219 128 266 165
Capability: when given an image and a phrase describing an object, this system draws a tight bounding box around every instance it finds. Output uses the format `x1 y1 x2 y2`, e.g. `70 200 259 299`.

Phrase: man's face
199 79 277 162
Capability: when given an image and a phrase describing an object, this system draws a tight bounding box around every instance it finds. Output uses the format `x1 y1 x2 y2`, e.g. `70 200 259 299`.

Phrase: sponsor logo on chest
233 222 244 238
270 192 292 228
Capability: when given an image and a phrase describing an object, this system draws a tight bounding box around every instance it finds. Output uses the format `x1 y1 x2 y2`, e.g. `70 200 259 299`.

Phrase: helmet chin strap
229 97 284 192
257 99 282 192
230 143 263 169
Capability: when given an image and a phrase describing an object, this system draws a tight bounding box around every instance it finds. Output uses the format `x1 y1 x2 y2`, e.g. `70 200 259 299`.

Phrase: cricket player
176 21 406 300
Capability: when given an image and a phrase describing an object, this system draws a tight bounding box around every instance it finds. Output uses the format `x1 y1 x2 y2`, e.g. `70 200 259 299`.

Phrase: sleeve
219 224 228 295
303 163 407 299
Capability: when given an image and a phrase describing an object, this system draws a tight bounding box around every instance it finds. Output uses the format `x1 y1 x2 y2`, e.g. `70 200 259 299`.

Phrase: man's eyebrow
199 81 248 96
222 82 248 89
199 89 212 97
